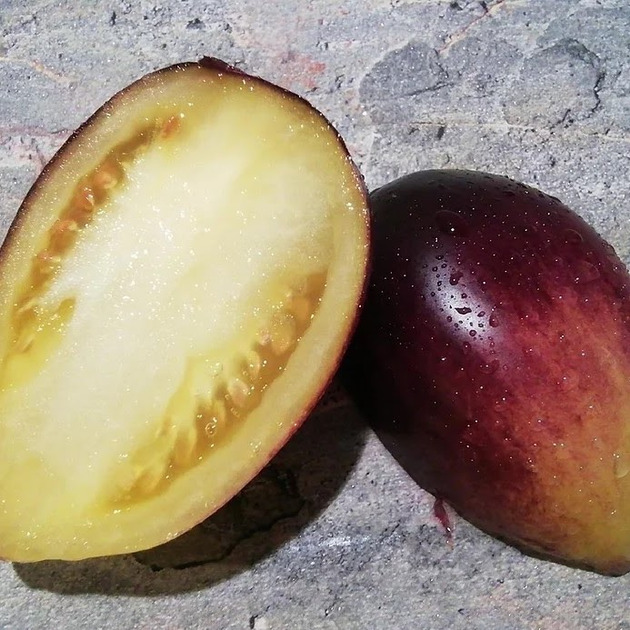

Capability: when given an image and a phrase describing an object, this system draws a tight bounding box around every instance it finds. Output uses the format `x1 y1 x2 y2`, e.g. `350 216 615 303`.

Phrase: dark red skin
345 170 630 574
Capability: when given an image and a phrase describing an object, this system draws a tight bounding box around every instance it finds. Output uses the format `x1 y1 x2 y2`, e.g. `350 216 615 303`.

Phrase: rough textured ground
2 1 630 628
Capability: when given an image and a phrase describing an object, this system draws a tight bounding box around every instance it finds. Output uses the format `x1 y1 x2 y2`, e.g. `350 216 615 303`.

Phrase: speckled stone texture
2 1 630 628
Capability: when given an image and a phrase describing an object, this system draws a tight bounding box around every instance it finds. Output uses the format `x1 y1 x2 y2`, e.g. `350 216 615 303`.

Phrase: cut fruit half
0 58 369 561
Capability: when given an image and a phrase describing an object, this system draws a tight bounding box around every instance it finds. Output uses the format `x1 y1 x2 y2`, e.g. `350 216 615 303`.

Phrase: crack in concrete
438 0 516 55
407 118 630 144
405 78 453 96
0 126 72 169
136 496 305 572
553 39 606 124
134 465 306 572
0 125 73 138
591 66 606 117
0 56 73 86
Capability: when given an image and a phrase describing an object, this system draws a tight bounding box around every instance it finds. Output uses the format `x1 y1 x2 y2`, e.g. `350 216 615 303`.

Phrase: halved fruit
0 58 369 561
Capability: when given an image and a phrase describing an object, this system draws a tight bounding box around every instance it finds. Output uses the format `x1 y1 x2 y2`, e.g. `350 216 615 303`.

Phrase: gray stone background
2 0 630 628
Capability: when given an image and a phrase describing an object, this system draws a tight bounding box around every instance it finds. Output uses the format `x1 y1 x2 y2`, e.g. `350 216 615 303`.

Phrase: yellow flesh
0 66 368 561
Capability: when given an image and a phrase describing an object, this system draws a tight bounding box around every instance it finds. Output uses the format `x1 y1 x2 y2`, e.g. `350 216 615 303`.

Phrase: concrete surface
2 0 630 628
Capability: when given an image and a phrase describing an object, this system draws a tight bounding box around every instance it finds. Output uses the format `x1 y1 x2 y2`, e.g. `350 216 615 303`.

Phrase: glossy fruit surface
346 169 630 575
0 58 369 561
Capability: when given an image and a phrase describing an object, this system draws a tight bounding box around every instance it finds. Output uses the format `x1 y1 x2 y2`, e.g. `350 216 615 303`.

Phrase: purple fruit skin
346 169 630 574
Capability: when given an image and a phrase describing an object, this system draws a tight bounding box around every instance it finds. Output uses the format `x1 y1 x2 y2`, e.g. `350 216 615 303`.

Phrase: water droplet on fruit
574 261 600 284
614 452 630 479
607 253 622 270
449 271 463 286
479 360 499 375
435 210 471 237
469 330 477 337
564 228 584 244
462 342 471 354
204 418 219 438
455 307 472 315
227 378 251 408
489 313 499 327
494 396 508 410
556 372 579 392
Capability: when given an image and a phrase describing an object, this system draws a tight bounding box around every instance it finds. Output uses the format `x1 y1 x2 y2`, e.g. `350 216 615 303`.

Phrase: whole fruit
0 58 369 561
345 169 630 575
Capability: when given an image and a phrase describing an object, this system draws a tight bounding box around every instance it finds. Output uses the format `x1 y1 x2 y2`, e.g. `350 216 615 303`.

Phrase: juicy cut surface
0 63 369 560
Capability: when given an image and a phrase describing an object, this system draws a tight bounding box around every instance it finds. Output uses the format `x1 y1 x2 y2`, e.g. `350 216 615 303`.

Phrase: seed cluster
111 271 327 505
1 116 180 389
